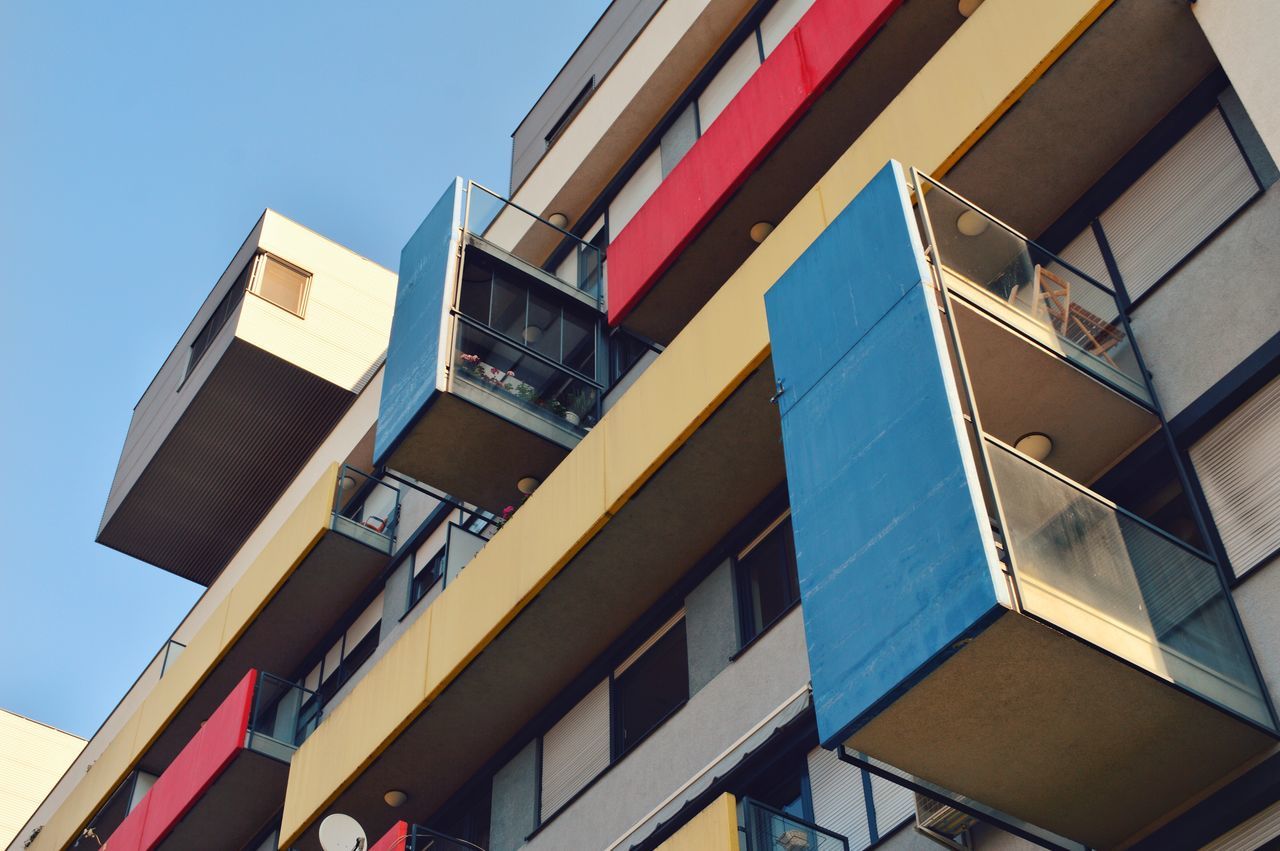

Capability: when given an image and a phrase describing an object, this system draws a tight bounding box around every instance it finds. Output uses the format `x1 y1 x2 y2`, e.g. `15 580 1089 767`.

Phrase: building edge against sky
0 711 83 849
13 0 1280 850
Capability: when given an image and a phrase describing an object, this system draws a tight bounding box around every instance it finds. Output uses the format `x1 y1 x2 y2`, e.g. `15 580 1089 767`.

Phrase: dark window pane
739 518 800 642
490 273 526 339
563 308 595 378
458 273 491 323
527 289 562 362
616 620 688 752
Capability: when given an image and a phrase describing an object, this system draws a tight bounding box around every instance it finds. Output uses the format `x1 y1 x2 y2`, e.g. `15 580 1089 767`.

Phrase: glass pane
616 621 688 752
989 440 1271 727
454 323 599 434
256 256 308 315
739 518 800 640
562 308 596 378
527 289 562 362
458 269 491 322
489 274 526 339
740 799 847 851
918 177 1150 405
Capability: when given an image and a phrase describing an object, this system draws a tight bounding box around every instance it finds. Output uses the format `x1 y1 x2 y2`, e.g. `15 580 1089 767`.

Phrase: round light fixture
958 0 986 18
1014 432 1054 462
517 476 541 495
522 325 543 343
749 221 775 244
956 209 990 237
547 212 570 229
383 789 408 807
339 473 358 494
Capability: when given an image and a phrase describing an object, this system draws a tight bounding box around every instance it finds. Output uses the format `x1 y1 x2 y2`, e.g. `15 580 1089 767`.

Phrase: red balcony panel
105 670 256 851
370 821 410 851
607 0 902 327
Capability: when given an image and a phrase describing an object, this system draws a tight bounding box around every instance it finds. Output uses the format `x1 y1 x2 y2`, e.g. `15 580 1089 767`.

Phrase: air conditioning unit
915 793 977 846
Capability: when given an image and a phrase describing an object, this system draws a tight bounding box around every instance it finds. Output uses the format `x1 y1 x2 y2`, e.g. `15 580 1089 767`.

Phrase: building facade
13 0 1280 849
0 711 84 849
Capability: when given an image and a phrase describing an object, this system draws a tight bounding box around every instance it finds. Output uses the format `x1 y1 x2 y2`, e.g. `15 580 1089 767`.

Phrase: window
252 254 310 316
409 546 447 609
613 615 689 754
545 78 594 148
1190 374 1280 578
736 513 800 644
186 258 252 379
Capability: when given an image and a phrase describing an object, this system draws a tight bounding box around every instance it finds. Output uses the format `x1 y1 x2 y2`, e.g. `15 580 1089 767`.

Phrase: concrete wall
489 741 538 851
525 607 809 851
1130 185 1280 416
1193 0 1280 165
1231 554 1280 714
685 559 738 694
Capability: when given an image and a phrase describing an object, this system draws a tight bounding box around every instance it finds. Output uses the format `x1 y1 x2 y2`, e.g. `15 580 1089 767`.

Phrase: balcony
368 822 485 851
376 179 607 510
739 799 848 851
763 162 1276 849
97 210 395 585
102 670 314 851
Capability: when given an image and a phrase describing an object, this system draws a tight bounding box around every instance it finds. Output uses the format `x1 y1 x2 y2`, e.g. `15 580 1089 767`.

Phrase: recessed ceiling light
749 221 775 243
383 789 408 807
517 476 541 495
956 209 989 237
1014 432 1053 462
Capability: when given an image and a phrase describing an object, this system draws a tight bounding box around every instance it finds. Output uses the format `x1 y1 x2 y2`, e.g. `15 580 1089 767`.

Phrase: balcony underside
947 294 1158 486
847 610 1275 849
944 0 1218 237
618 0 965 345
378 388 575 513
97 338 353 585
289 364 785 849
153 748 288 851
138 530 389 773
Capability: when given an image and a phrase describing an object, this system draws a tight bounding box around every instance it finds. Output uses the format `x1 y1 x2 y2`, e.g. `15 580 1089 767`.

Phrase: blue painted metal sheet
764 162 1003 748
374 179 464 466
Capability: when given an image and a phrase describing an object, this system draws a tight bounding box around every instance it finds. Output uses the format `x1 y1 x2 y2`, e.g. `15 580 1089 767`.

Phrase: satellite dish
319 813 368 851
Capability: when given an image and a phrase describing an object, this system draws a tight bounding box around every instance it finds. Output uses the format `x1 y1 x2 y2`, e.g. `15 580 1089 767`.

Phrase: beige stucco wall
1194 0 1280 162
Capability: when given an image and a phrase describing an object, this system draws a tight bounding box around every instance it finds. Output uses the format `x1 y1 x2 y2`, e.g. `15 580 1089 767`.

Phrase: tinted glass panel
615 620 688 752
739 517 800 642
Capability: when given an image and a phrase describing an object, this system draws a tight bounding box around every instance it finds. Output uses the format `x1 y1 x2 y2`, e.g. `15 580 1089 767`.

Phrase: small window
736 513 800 645
409 547 447 609
545 78 595 148
252 254 310 316
186 258 252 380
614 616 688 753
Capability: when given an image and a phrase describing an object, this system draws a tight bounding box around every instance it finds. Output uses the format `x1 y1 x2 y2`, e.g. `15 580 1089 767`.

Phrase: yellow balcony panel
658 793 740 851
280 2 1117 845
98 210 395 586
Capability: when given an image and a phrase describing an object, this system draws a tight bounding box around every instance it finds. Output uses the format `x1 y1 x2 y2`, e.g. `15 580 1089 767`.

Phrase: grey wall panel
1130 184 1280 415
490 739 539 851
510 0 664 191
685 559 738 695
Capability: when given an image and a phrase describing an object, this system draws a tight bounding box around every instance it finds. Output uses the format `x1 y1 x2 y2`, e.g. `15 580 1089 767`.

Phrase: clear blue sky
0 0 609 739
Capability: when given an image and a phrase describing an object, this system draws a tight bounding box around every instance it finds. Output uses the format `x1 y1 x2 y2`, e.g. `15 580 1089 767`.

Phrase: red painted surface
104 670 257 851
369 820 410 851
606 0 902 326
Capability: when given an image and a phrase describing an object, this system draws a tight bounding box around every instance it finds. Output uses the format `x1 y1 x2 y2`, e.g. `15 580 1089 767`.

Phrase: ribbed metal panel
96 339 354 585
1099 109 1256 301
540 679 611 818
1203 798 1280 851
807 747 871 850
1190 375 1280 576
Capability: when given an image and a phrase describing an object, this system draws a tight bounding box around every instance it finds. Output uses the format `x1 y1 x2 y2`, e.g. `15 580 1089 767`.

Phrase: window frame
733 509 801 650
248 252 312 319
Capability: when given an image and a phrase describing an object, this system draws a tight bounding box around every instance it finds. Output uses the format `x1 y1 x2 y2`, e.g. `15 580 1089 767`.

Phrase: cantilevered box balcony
98 210 395 585
103 669 315 851
376 179 607 510
764 163 1277 850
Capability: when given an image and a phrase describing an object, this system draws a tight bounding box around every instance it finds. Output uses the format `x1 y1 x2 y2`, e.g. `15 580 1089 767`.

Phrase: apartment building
13 0 1280 849
0 711 84 848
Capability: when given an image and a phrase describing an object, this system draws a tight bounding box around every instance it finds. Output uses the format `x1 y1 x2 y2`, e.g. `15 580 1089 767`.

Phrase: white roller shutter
869 771 916 837
807 747 871 850
1190 375 1280 576
1098 109 1257 301
540 679 611 818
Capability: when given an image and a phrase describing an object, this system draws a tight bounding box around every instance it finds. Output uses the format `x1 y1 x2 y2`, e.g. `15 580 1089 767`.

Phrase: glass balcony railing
332 466 402 553
246 671 320 762
403 825 487 851
453 320 601 435
464 180 604 301
915 173 1151 406
986 436 1272 727
739 799 849 851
